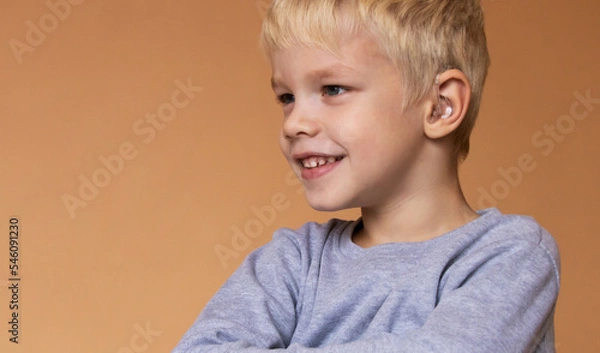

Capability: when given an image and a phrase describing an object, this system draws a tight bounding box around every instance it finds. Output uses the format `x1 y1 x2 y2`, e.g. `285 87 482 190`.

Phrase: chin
305 195 352 213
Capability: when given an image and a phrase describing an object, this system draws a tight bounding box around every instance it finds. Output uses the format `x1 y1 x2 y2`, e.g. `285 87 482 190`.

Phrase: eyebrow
271 64 358 90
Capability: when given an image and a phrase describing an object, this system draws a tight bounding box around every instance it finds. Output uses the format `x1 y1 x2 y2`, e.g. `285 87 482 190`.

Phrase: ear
423 69 471 140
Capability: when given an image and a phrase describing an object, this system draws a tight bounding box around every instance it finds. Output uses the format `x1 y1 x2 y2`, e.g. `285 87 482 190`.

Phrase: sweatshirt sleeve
171 230 304 353
174 224 560 353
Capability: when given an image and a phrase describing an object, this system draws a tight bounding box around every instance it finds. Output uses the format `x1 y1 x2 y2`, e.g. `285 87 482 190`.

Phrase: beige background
0 0 598 352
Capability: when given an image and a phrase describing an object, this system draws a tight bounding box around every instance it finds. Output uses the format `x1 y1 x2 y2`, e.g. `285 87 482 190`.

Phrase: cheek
375 99 423 144
336 103 403 145
330 104 378 143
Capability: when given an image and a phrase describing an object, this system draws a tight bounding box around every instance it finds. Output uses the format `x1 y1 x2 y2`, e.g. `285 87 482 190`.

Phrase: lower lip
300 159 342 180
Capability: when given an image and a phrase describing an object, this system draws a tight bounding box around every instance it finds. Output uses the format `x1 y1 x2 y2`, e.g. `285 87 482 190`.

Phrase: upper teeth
302 156 338 169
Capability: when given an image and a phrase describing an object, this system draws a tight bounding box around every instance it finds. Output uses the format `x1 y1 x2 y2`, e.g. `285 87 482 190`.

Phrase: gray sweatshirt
173 208 560 352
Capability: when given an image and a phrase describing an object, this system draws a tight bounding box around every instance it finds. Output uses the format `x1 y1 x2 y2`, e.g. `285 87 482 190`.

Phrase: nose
282 100 320 140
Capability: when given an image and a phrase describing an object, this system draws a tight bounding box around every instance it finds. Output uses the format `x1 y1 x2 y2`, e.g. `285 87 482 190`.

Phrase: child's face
270 33 428 212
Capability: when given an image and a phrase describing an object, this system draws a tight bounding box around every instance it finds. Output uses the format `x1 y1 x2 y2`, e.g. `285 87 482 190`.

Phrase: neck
353 163 479 248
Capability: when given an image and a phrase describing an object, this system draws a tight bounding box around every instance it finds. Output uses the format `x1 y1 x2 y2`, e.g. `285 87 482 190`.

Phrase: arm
175 235 559 353
172 231 304 353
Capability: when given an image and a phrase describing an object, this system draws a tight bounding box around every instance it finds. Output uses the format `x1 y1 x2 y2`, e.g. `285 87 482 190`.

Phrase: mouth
298 155 345 169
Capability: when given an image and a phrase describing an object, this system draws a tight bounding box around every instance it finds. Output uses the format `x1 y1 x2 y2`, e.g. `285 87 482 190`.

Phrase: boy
173 0 560 352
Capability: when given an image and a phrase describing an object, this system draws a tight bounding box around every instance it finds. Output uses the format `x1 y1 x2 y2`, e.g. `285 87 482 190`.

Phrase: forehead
269 33 394 88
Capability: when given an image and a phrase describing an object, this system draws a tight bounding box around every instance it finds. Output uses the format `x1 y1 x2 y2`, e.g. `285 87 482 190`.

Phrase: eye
323 85 348 97
276 93 295 105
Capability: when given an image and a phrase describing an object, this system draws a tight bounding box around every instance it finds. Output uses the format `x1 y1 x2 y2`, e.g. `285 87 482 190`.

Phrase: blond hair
260 0 490 161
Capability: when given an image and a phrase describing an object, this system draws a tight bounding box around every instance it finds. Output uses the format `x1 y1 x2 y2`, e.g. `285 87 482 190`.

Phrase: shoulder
269 218 356 257
478 209 559 264
481 209 557 246
246 218 355 262
456 208 561 286
239 218 355 289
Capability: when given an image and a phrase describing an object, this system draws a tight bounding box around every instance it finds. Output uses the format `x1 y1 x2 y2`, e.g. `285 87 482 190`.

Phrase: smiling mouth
299 156 344 169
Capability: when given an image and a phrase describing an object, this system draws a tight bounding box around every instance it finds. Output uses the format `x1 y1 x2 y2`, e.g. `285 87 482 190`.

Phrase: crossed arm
172 231 560 353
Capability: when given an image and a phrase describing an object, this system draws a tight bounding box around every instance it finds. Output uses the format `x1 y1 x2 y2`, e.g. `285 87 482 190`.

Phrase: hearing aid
433 74 453 119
